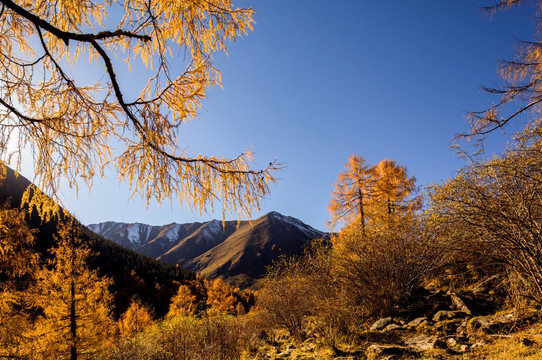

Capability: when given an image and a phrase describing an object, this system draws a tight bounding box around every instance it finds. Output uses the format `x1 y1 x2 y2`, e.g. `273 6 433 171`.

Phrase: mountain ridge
88 211 326 287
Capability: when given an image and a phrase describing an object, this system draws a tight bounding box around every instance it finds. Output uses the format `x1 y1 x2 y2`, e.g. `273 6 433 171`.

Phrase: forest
2 0 542 359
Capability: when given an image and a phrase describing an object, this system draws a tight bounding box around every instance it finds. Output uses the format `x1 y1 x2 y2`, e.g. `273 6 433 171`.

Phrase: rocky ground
244 276 542 359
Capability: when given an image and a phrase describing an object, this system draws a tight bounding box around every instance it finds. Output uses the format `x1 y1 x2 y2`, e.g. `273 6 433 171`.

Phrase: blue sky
19 1 537 230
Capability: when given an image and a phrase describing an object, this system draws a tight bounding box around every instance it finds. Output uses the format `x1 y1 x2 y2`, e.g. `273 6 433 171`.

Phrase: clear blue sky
17 1 538 230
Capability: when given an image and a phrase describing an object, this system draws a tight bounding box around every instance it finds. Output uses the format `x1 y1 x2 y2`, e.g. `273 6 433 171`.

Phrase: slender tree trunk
358 181 365 236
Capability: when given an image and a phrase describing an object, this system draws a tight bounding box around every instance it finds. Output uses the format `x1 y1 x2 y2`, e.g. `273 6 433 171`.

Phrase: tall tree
372 159 418 216
0 0 279 219
29 219 114 360
328 155 375 232
328 156 418 231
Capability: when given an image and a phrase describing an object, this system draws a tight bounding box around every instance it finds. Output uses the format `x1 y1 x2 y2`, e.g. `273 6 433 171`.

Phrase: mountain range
88 212 325 287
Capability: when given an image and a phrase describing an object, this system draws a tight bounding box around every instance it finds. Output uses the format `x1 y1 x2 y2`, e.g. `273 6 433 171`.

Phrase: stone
382 324 403 332
471 313 518 333
406 317 428 328
446 338 458 348
404 335 439 351
450 293 472 315
433 310 457 322
370 317 394 331
366 344 410 360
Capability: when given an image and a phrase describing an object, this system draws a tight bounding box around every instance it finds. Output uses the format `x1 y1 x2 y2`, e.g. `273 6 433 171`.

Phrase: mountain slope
0 164 195 317
89 211 325 287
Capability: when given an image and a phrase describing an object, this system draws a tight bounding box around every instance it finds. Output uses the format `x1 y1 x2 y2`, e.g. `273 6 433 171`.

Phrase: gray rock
433 310 458 322
471 313 517 333
406 317 428 328
370 317 394 331
450 293 472 315
366 344 410 360
404 335 439 351
382 324 403 332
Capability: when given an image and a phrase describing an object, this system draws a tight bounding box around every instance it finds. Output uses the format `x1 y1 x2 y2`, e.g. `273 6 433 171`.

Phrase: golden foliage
28 219 115 359
118 300 155 337
430 126 542 302
0 205 37 278
0 0 279 220
464 0 542 140
168 284 198 317
328 155 419 231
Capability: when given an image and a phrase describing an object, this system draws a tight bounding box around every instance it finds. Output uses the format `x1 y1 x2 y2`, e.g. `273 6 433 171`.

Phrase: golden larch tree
328 154 376 232
118 299 155 338
0 0 279 219
29 219 114 360
372 159 418 216
0 206 39 358
168 284 198 317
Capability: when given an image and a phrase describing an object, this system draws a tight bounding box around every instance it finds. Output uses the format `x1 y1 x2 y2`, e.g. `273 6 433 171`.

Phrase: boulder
450 293 472 315
370 317 394 331
470 313 518 333
406 317 428 328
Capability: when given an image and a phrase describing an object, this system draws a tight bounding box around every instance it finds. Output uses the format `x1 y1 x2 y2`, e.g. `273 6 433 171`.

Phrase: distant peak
266 211 283 218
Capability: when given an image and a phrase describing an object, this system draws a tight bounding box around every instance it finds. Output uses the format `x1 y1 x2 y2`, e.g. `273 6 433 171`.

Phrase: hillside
0 165 195 317
88 212 325 287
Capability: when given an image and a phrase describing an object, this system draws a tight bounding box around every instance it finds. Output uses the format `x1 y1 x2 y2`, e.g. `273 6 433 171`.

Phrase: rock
450 293 472 315
370 317 394 331
470 313 518 333
458 344 469 353
366 344 410 360
406 317 428 328
446 338 458 348
433 310 458 322
404 335 440 351
382 324 403 332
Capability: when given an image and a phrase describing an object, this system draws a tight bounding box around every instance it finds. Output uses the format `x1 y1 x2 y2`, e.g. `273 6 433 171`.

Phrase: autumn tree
328 155 418 232
29 219 114 360
118 299 155 338
0 205 39 358
328 155 376 232
168 284 198 317
372 159 418 216
431 126 542 302
0 0 279 219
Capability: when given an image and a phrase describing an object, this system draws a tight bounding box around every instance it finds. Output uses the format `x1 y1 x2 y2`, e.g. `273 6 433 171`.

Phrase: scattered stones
370 317 394 331
366 344 410 360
